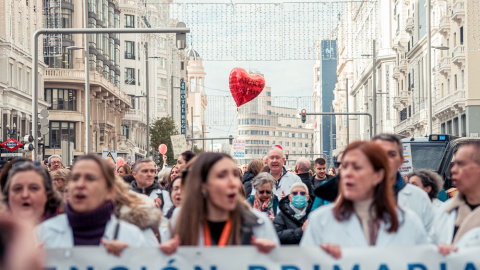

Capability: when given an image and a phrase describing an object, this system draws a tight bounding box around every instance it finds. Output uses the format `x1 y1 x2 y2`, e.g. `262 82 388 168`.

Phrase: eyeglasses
291 191 306 196
50 161 62 165
257 190 272 195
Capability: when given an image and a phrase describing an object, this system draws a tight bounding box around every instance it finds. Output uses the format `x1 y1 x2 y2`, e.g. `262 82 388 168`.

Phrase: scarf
65 201 115 246
253 194 274 219
289 202 307 220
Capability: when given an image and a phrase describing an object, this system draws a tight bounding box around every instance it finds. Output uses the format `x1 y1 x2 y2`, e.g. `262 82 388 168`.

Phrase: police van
401 134 480 189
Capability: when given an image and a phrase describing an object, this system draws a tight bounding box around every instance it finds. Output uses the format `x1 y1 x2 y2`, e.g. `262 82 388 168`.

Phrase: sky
203 60 314 97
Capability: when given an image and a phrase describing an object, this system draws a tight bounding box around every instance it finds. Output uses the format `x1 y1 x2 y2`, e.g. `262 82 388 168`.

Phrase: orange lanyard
203 218 232 247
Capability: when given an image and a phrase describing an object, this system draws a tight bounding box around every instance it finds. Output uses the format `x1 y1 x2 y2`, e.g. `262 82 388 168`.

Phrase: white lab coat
429 197 480 247
300 204 428 247
36 214 148 248
398 184 434 232
170 208 280 246
130 189 173 217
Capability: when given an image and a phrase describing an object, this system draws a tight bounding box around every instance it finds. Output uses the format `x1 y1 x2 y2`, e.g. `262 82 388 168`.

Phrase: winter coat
36 214 148 248
297 173 314 197
117 193 163 246
429 193 480 246
129 180 173 216
300 204 428 247
273 196 313 245
398 181 434 232
242 171 256 197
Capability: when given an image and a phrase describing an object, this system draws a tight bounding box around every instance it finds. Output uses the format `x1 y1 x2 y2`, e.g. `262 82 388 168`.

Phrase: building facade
43 0 131 163
236 84 314 168
392 0 474 138
333 1 397 155
185 46 207 150
313 40 337 164
0 0 48 158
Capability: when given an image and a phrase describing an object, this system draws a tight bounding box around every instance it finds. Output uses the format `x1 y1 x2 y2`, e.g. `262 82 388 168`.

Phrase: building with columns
392 0 474 138
42 0 131 162
332 1 397 155
185 46 207 150
0 0 48 158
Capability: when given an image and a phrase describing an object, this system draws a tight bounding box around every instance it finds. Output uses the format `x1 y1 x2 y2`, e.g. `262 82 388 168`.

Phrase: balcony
400 90 410 106
434 90 466 117
405 17 414 34
452 45 465 68
439 16 450 36
393 66 402 81
399 59 408 74
123 109 147 124
412 109 428 129
451 0 465 24
438 56 451 76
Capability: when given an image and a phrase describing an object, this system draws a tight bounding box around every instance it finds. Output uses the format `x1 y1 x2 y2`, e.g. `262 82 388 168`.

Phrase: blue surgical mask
291 195 307 209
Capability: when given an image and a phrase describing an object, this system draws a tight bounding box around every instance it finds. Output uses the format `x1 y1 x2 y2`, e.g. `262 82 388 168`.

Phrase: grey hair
252 172 276 190
290 182 309 195
2 162 62 213
295 157 310 173
407 169 443 200
372 133 403 157
132 158 155 172
48 155 62 166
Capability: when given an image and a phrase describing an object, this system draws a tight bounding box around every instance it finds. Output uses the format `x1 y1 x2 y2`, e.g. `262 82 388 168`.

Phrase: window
18 67 22 91
9 63 14 87
157 99 166 110
266 101 271 105
121 125 130 139
130 96 136 109
266 91 271 96
125 68 135 85
460 27 464 45
125 15 134 28
46 121 76 149
125 41 135 59
45 89 77 111
292 142 296 147
138 69 141 86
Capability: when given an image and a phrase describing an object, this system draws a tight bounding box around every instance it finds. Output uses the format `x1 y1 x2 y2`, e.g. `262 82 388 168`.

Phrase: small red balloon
229 68 265 108
116 157 125 171
158 144 168 155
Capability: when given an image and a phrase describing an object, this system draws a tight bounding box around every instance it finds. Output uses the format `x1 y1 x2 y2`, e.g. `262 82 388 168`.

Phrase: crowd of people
0 133 479 269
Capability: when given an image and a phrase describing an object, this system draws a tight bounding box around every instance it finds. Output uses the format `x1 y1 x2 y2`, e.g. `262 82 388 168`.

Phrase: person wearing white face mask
300 141 428 259
274 182 313 245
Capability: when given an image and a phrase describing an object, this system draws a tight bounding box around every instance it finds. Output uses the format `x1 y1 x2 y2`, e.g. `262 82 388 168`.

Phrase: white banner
400 143 413 175
44 245 479 270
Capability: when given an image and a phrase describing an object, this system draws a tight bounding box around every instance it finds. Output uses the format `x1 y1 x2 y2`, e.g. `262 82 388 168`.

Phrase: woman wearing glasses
300 141 428 258
274 182 313 245
246 173 279 220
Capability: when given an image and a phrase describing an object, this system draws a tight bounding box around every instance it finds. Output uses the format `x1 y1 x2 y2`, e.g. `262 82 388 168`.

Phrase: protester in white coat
430 142 480 254
36 154 148 256
160 153 279 255
373 134 434 232
301 141 428 258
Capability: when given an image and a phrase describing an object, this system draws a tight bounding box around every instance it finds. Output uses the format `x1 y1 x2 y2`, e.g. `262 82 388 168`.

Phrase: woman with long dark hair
300 141 428 258
161 152 278 254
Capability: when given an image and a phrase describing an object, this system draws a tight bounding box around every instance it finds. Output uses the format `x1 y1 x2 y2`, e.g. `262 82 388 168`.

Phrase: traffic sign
1 138 23 152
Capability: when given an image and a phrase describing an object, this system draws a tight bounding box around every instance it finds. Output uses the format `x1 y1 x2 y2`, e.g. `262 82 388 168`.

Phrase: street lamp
66 45 90 154
427 44 450 135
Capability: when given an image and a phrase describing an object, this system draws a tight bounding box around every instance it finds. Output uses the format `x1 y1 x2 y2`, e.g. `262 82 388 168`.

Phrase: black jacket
242 171 256 196
297 173 314 197
313 174 340 202
273 196 313 245
130 179 161 197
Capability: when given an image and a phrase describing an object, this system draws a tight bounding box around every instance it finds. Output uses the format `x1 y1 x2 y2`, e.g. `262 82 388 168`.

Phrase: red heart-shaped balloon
229 68 265 108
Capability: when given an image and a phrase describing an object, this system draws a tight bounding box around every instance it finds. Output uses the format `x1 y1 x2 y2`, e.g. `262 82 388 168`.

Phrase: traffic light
285 152 289 160
152 152 160 163
301 109 306 123
23 135 34 151
229 135 234 145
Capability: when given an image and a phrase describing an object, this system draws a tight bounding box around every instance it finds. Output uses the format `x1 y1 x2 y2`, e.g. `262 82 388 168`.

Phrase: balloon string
227 110 238 136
